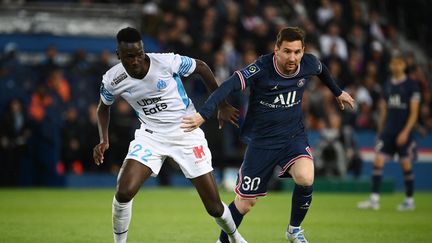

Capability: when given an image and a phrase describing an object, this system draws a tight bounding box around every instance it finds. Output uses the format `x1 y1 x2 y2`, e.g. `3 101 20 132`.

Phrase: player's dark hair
116 27 142 44
276 27 305 47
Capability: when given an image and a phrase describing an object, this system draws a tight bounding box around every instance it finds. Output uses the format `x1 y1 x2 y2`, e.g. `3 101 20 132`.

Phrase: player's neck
391 73 406 84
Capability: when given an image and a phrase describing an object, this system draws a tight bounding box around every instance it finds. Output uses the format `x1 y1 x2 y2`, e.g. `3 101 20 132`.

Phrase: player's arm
397 98 420 146
193 59 219 93
376 98 387 136
181 73 242 132
318 63 355 110
93 99 111 165
190 59 239 129
94 77 116 164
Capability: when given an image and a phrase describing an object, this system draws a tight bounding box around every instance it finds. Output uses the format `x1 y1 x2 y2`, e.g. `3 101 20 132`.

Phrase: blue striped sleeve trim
100 83 114 102
178 56 193 76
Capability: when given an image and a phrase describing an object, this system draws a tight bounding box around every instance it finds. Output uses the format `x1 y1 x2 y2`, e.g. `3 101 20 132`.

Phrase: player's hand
336 91 355 110
217 101 239 129
396 130 409 147
93 142 109 166
181 113 205 132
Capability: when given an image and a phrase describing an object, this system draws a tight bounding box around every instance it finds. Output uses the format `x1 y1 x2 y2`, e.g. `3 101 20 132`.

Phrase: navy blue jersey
381 77 420 136
199 53 342 149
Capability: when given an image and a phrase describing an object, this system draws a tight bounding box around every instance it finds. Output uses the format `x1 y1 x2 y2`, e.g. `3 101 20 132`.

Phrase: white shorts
124 127 213 179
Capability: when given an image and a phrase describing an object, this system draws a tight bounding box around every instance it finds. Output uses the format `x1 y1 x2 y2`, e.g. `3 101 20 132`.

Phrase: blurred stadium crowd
0 0 431 186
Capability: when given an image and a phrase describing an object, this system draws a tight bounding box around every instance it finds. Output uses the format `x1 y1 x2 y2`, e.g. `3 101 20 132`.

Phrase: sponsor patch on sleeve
240 63 260 79
111 72 127 86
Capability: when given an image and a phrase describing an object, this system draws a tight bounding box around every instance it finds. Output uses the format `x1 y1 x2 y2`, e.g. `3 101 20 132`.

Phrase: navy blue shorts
234 136 313 198
377 133 416 160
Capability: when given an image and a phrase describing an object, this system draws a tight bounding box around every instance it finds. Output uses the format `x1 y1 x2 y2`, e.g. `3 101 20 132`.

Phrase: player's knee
235 196 257 214
373 154 385 167
400 159 412 171
115 187 136 203
293 173 314 186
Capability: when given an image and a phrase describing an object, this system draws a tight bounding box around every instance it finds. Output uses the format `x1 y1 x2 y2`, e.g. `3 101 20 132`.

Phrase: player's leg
218 145 277 243
173 127 250 242
397 157 415 210
113 159 153 243
397 141 416 211
172 128 247 243
216 191 257 243
190 173 247 243
357 153 385 210
358 135 392 210
286 157 314 243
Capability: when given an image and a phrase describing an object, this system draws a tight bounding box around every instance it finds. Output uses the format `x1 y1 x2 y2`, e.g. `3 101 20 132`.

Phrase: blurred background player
358 55 420 211
92 27 246 243
182 27 355 243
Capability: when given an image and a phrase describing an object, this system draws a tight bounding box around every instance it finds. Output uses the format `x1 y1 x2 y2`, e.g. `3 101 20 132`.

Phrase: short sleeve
410 81 421 102
100 74 115 105
172 54 197 77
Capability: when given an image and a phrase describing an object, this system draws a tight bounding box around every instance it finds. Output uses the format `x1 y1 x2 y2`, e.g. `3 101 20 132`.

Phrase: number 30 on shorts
128 144 152 162
241 176 261 191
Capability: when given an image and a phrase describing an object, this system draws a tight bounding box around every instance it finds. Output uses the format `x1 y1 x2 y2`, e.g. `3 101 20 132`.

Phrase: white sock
214 202 237 235
112 197 133 243
288 225 301 233
405 197 414 204
370 193 380 202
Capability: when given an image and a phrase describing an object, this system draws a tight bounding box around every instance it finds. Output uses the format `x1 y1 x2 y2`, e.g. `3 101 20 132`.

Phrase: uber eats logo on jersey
136 97 167 115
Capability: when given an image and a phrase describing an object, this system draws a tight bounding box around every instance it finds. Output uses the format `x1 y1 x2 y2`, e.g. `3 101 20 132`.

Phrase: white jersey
100 53 197 133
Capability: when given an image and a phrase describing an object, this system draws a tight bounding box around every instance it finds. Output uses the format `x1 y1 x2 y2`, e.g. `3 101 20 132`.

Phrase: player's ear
116 50 120 60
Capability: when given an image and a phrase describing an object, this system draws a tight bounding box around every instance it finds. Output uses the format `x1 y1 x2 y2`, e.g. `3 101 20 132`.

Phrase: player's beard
128 66 145 79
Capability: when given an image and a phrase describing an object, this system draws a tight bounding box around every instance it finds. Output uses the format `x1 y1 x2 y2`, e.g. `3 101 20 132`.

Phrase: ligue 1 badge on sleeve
242 63 260 78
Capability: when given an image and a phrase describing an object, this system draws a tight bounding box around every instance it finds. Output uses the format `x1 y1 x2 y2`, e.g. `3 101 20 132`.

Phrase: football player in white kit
92 27 247 243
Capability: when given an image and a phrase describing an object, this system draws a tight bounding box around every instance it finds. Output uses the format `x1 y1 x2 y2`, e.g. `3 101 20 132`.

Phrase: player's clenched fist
93 142 109 165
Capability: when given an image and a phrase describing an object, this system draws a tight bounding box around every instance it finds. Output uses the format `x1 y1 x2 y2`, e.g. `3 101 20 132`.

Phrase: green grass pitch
0 188 431 242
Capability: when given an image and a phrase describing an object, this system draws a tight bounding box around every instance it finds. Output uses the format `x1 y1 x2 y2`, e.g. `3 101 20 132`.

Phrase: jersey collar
391 75 407 85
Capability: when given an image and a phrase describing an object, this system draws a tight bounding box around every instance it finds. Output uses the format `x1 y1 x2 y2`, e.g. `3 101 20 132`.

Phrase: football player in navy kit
182 27 355 243
358 55 420 211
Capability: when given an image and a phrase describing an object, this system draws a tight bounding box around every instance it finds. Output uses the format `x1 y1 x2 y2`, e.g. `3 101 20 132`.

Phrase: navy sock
403 170 414 197
289 184 313 227
219 201 244 243
371 166 383 194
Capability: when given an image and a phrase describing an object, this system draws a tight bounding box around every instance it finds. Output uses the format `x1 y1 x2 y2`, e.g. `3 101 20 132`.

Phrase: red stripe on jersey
235 70 246 90
305 146 313 157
